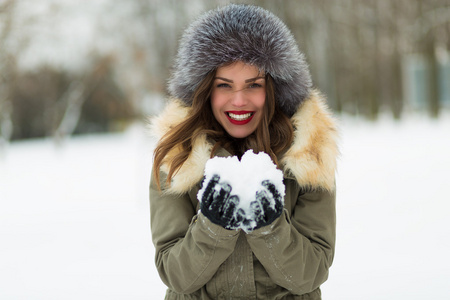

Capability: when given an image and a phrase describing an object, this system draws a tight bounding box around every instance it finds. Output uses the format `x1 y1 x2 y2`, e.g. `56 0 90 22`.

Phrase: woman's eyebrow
214 77 233 83
245 76 265 83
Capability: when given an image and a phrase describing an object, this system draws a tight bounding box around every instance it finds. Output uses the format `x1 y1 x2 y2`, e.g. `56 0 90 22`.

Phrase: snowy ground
1 116 449 299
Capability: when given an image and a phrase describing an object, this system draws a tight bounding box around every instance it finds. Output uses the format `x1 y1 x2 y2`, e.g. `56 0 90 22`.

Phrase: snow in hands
198 150 285 232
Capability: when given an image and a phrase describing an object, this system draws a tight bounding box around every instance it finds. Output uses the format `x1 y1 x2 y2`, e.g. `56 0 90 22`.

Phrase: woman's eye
249 83 262 89
217 83 231 88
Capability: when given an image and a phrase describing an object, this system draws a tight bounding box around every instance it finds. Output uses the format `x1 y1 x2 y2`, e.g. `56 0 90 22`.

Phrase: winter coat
149 90 339 299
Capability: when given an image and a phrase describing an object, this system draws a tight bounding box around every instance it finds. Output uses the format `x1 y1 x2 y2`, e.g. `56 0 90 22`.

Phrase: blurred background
1 0 450 144
1 0 449 299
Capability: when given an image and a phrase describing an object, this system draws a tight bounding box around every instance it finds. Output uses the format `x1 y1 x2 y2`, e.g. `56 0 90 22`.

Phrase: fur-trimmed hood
168 4 311 117
151 90 339 194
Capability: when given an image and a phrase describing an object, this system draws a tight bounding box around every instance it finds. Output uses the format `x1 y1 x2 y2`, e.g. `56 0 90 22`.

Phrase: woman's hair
152 69 294 190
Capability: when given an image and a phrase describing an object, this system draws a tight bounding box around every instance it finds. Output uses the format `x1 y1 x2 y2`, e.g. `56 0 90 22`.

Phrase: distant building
403 52 450 111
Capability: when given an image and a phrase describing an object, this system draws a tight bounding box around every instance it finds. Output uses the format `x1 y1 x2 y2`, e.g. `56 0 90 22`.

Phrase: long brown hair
153 69 294 190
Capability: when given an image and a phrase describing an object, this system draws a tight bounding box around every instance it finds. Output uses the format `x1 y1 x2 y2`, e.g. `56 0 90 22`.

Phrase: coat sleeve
149 169 240 294
245 180 336 295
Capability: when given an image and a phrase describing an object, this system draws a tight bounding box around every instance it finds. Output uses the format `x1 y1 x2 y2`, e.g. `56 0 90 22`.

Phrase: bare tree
53 56 114 143
0 0 16 147
418 0 441 118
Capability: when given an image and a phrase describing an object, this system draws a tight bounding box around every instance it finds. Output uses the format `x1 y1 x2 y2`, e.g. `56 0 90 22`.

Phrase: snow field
0 126 164 299
1 115 450 299
321 115 450 299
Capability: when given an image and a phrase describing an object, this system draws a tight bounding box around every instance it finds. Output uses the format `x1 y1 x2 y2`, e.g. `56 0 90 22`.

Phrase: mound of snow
198 150 285 230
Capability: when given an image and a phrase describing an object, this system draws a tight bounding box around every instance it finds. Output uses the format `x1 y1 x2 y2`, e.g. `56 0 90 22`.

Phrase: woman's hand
199 176 284 232
199 175 244 230
244 180 284 231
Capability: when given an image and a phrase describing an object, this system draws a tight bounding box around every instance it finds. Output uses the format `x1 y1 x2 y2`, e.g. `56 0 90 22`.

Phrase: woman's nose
230 90 247 107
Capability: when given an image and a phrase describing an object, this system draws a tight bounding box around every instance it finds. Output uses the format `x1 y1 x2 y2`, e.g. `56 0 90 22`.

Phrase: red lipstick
225 111 255 125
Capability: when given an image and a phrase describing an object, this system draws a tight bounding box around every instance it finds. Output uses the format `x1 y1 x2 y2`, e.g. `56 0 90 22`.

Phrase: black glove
246 180 284 231
199 175 243 230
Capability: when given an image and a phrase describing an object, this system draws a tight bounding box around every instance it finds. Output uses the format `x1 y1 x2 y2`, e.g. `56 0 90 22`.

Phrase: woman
150 4 339 299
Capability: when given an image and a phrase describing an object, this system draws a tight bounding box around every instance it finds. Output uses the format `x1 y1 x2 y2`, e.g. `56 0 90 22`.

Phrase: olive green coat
150 90 339 299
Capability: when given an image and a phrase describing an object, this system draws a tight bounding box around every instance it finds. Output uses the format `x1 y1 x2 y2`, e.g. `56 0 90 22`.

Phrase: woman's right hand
199 175 243 230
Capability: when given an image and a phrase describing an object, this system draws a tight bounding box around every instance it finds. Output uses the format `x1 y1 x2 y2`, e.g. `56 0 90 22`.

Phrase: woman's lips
225 111 255 125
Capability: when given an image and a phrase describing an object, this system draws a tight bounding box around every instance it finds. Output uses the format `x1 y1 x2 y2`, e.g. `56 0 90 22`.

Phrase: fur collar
150 89 339 194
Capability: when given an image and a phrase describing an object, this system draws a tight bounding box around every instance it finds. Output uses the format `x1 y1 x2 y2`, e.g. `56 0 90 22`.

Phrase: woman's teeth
227 112 253 121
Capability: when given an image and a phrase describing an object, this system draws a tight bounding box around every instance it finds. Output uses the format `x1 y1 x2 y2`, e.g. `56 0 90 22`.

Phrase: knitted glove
245 180 284 231
199 175 243 230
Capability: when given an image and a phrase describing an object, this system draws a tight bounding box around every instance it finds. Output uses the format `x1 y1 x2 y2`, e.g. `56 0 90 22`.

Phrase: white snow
198 150 285 229
1 115 450 299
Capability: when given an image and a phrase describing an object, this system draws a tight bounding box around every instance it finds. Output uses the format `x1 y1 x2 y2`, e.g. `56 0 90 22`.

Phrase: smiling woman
149 4 339 300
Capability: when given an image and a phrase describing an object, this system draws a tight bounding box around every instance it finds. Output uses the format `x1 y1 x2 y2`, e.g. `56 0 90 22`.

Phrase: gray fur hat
168 4 312 117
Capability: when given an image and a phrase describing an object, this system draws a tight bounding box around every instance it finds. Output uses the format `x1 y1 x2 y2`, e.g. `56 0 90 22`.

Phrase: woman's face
211 61 266 139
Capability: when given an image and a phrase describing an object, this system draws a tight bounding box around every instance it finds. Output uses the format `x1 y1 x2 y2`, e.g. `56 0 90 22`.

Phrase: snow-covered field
1 116 449 299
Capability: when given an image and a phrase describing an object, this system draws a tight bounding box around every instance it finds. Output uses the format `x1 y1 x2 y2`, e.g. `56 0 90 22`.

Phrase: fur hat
168 4 312 117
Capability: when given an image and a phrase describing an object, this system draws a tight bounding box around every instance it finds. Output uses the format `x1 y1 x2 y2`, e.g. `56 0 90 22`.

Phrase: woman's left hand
243 180 284 231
